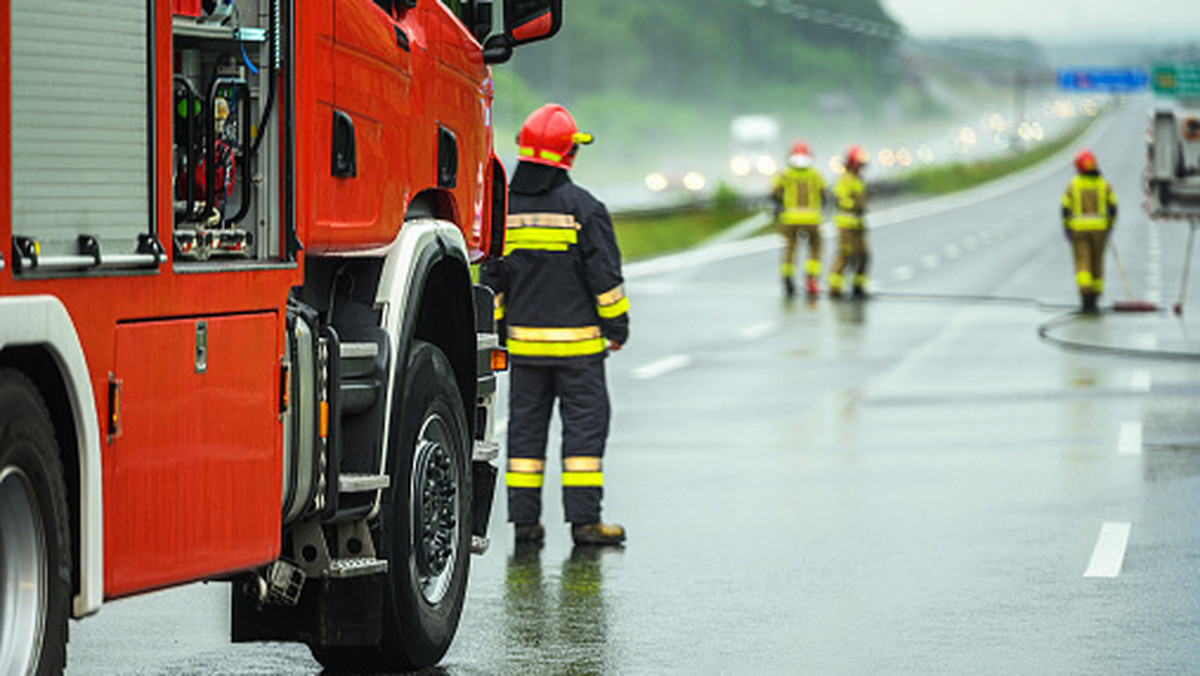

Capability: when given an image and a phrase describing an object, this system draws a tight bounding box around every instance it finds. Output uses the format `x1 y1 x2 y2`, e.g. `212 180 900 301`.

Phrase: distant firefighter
771 140 828 300
829 145 871 299
1061 149 1118 314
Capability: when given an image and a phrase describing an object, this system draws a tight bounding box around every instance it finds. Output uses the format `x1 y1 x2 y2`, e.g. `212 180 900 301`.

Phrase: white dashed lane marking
1084 522 1132 578
1118 421 1143 455
632 354 692 380
1129 370 1152 393
739 322 778 340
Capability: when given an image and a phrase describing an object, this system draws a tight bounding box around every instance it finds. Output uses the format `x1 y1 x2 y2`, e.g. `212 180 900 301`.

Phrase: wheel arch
375 220 477 476
0 296 103 619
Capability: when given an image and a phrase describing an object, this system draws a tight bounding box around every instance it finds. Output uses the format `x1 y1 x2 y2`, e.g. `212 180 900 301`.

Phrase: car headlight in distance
682 172 707 192
645 172 669 192
755 156 778 176
730 155 751 176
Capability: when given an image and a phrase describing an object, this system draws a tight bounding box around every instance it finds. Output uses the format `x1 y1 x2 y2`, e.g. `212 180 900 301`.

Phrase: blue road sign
1057 67 1149 93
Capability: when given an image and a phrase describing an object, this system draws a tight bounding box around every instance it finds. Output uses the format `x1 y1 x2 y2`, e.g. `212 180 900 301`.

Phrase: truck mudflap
232 573 383 646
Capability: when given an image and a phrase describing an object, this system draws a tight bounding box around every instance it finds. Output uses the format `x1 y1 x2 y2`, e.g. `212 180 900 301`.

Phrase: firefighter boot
571 522 626 546
782 276 796 299
514 523 545 544
852 285 867 300
805 276 819 299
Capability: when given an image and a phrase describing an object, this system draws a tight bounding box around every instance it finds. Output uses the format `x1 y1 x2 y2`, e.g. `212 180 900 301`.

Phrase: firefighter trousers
780 223 822 278
506 359 610 525
1069 229 1109 297
829 228 869 290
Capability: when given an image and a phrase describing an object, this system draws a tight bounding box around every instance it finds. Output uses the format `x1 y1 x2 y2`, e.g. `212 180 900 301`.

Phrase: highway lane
65 99 1200 673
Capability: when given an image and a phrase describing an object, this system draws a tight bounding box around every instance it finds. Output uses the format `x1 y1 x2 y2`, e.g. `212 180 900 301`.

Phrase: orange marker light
319 400 329 439
491 348 508 372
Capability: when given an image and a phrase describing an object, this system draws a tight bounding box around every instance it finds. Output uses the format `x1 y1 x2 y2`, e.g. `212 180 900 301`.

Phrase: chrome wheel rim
0 466 47 676
411 413 461 605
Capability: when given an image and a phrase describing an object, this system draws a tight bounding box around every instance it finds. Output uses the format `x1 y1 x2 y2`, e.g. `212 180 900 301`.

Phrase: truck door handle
332 111 356 178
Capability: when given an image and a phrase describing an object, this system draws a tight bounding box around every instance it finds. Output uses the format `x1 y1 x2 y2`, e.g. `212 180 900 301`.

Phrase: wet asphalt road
66 99 1200 674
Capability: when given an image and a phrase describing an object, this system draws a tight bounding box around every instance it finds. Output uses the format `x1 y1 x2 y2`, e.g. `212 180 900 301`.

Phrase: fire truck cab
0 0 560 672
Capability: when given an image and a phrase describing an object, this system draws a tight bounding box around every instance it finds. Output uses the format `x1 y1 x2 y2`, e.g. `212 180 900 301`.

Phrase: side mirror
483 0 562 64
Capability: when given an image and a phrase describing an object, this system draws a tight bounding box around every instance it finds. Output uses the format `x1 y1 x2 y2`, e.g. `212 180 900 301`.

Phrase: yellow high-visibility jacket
1061 173 1118 231
833 172 866 229
771 166 826 226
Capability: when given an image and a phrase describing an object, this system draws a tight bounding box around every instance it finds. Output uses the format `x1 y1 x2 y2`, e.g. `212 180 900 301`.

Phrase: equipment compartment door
106 312 281 598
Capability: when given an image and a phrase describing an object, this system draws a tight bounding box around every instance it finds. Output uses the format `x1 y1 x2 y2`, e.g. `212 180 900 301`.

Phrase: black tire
0 369 71 676
312 340 472 672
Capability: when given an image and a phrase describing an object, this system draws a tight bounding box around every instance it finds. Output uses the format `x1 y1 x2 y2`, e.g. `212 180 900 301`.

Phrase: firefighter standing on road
1061 149 1118 314
828 145 871 299
771 140 827 299
480 104 629 547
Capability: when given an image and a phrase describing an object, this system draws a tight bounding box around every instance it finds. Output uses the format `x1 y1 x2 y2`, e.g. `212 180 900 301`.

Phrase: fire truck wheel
312 340 471 671
0 369 71 676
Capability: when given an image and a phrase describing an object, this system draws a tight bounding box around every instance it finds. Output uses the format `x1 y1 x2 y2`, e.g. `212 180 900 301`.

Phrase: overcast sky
882 0 1200 42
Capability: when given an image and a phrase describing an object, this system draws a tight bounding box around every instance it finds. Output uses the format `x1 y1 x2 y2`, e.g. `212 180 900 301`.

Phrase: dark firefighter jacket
480 163 630 365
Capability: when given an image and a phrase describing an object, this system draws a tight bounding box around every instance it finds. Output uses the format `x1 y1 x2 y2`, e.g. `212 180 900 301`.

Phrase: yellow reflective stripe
1076 270 1094 288
563 456 602 472
508 338 607 358
780 209 821 225
804 259 821 276
595 284 625 306
509 325 601 342
780 262 796 277
504 242 569 254
596 296 629 319
1068 218 1108 231
506 228 578 245
506 472 544 488
562 471 603 487
834 214 862 229
517 147 563 163
494 293 506 321
507 213 579 229
508 458 545 473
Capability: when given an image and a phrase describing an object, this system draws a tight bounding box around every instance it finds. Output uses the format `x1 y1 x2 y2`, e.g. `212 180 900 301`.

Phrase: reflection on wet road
68 99 1200 674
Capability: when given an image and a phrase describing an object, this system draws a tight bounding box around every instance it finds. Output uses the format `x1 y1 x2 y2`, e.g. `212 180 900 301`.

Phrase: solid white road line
1118 421 1143 455
1084 522 1132 578
632 354 692 380
739 321 778 340
1129 370 1152 393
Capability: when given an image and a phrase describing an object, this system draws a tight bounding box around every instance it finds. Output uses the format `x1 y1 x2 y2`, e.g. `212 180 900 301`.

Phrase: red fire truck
0 0 559 671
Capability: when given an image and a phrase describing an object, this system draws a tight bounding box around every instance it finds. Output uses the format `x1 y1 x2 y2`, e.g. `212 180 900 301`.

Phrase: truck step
473 439 500 462
339 378 381 416
338 473 390 493
338 341 379 378
329 556 388 579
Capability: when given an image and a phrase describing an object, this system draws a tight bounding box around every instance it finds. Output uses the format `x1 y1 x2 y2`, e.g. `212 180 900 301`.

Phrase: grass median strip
613 207 753 262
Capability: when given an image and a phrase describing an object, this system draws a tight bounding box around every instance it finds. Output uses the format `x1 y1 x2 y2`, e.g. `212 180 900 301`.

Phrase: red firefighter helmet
845 145 869 171
1074 149 1097 173
788 140 813 168
516 103 594 170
